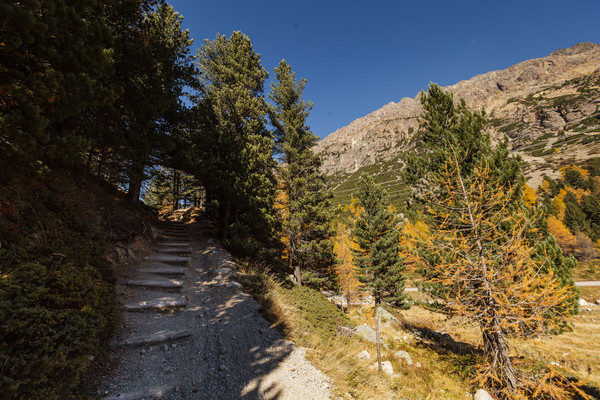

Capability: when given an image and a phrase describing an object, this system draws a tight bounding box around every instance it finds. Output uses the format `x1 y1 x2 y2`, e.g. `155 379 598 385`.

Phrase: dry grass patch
237 262 474 399
573 261 600 281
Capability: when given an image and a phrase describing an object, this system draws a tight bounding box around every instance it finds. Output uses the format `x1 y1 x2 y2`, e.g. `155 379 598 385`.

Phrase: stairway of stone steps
102 222 193 400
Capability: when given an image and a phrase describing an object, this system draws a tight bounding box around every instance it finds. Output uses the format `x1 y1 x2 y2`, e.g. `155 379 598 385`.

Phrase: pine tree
195 32 277 253
268 60 336 287
119 3 195 202
0 0 123 175
352 174 409 307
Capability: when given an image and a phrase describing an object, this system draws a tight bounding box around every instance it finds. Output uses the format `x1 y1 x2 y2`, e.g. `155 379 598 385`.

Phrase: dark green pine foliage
405 83 578 316
196 32 277 254
563 192 591 236
0 0 122 176
533 235 579 319
268 60 336 289
563 168 589 190
352 174 409 307
143 168 203 211
117 3 196 202
581 195 600 240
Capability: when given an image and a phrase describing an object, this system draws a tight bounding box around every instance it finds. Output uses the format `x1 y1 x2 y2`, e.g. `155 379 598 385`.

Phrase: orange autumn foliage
559 164 590 179
547 215 577 254
417 151 581 399
522 184 537 208
333 221 362 300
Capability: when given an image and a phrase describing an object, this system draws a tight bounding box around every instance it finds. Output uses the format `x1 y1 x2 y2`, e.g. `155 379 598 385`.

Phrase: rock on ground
375 306 397 323
354 324 377 343
394 350 412 366
474 388 494 400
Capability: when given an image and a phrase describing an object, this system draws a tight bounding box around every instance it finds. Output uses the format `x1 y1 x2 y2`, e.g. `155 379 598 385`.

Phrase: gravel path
98 223 331 400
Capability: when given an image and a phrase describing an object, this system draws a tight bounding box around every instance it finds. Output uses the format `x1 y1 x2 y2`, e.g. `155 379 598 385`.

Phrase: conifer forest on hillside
1 2 600 399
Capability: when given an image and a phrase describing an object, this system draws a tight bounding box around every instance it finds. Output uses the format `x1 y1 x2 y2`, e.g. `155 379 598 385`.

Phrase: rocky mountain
317 42 600 189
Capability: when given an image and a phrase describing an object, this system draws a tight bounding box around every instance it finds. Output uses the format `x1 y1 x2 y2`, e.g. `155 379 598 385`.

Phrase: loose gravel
98 225 331 400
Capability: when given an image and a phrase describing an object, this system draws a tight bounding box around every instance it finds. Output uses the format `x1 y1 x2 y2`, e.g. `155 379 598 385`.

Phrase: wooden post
376 315 382 376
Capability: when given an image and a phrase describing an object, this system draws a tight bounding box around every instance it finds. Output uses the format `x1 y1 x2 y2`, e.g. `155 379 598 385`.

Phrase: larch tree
352 174 410 307
405 83 579 318
416 149 581 398
195 32 277 253
268 60 336 288
333 220 362 301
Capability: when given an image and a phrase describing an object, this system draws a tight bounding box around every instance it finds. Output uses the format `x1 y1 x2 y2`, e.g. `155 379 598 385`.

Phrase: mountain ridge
316 42 600 185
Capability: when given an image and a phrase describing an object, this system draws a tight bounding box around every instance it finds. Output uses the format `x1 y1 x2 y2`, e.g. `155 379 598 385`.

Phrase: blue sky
169 0 600 140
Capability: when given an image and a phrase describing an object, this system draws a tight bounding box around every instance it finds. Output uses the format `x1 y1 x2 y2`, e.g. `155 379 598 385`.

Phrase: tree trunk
127 161 145 203
172 169 180 211
293 263 302 286
481 315 518 391
221 200 230 240
376 315 382 376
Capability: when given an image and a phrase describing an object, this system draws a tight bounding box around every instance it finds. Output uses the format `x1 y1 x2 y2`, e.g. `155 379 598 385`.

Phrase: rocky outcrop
316 43 600 183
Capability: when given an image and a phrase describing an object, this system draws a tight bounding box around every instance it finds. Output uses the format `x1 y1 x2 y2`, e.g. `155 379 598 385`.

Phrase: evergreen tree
118 3 196 202
144 167 204 211
405 83 578 317
352 174 409 307
581 194 600 240
195 32 277 253
268 60 336 288
563 192 590 235
0 0 124 175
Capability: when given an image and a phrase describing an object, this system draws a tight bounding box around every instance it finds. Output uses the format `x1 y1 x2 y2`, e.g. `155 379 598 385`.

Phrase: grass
237 262 476 399
329 155 410 211
573 261 600 281
236 258 600 399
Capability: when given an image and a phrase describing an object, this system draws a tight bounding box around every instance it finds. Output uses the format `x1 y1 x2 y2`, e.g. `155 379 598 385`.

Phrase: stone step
158 241 191 247
119 279 183 289
160 229 187 234
145 255 189 265
103 385 172 400
120 297 186 312
113 329 192 348
158 237 191 244
138 265 187 275
159 235 189 241
159 227 187 233
156 246 191 254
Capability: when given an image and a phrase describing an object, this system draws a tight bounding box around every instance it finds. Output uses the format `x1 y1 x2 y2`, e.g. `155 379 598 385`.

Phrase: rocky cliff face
317 43 600 187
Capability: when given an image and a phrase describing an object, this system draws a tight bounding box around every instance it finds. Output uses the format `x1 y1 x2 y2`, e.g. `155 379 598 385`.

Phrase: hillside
317 42 600 199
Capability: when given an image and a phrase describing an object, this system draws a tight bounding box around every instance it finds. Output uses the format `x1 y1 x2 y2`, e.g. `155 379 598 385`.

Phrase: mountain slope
317 42 600 192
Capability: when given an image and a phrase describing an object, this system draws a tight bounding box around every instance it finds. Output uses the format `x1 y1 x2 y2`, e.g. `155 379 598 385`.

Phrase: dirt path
98 223 331 400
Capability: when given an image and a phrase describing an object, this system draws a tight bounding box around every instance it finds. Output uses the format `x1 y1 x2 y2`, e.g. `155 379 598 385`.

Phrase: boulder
371 360 394 376
354 324 377 343
394 350 413 366
357 350 371 361
474 389 494 400
375 306 398 323
539 110 565 129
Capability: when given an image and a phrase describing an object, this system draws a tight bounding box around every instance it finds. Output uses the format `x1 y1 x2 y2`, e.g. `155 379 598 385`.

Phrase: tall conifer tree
352 174 409 307
269 60 336 287
196 32 277 252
